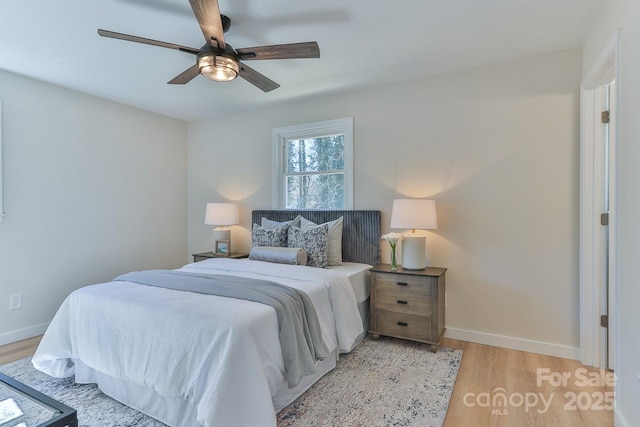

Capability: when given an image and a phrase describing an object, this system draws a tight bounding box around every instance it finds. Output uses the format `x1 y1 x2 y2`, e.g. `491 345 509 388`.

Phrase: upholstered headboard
251 210 381 266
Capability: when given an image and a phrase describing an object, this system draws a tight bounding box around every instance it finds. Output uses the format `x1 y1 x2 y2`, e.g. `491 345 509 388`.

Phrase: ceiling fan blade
236 42 320 60
189 0 225 49
239 63 280 92
168 64 201 84
97 29 199 55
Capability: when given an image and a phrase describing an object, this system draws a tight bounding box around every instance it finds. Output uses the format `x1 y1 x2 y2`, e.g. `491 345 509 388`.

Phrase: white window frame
272 117 353 209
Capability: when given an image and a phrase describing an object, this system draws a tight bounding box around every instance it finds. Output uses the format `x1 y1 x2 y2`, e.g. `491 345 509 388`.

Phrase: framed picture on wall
214 240 229 256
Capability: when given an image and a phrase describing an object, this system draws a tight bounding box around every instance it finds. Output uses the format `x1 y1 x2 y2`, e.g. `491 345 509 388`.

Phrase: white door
595 82 614 369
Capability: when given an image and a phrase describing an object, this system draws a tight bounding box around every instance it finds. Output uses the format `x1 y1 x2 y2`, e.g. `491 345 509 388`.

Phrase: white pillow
261 215 302 230
300 216 343 266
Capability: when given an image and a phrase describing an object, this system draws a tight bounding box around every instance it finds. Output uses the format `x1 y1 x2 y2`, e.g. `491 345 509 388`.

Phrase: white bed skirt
74 351 338 427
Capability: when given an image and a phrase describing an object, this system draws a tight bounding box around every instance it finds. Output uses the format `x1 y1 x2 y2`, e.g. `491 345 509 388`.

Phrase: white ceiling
0 0 605 122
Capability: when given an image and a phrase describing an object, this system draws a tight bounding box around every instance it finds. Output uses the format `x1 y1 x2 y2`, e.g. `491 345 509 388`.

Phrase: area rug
0 337 462 426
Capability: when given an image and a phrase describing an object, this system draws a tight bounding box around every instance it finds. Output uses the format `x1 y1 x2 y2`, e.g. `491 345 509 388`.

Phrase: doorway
579 33 618 370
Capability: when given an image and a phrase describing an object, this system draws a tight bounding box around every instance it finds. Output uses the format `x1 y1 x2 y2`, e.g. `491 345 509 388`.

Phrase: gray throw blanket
113 270 330 387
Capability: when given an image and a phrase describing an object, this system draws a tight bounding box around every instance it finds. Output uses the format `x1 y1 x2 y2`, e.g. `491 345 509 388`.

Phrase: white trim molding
272 117 354 210
579 31 619 369
0 323 49 347
445 327 579 360
616 409 631 427
0 100 4 222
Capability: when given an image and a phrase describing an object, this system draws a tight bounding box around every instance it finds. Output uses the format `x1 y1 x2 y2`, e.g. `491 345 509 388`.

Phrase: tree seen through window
285 134 345 209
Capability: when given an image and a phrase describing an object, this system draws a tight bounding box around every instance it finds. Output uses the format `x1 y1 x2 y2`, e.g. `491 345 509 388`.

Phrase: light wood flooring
0 336 613 426
0 335 41 366
441 338 613 427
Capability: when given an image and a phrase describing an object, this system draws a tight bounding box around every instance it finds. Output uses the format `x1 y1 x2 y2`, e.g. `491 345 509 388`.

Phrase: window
272 117 353 209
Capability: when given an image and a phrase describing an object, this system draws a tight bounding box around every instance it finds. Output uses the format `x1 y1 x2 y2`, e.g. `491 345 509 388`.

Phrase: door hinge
600 315 609 328
601 110 610 124
601 212 609 226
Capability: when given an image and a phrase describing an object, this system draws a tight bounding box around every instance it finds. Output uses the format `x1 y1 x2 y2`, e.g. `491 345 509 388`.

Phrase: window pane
286 135 344 173
273 117 353 210
286 173 344 209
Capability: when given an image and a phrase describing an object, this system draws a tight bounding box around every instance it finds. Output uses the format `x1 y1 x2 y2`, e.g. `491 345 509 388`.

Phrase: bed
32 210 381 427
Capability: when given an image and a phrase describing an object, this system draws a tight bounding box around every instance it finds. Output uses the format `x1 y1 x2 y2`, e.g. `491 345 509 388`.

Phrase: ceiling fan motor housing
197 45 239 82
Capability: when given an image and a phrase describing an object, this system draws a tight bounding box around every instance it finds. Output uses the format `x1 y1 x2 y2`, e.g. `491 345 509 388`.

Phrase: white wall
583 1 640 425
188 48 582 358
0 70 188 345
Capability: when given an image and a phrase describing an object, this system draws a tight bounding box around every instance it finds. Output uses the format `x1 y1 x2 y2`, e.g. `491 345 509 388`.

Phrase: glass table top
0 373 76 427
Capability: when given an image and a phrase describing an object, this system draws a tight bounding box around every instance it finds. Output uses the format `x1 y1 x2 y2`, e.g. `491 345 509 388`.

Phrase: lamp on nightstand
390 199 438 270
204 202 239 252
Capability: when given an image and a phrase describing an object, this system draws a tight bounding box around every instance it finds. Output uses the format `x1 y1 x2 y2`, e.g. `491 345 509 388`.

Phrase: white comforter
32 259 364 427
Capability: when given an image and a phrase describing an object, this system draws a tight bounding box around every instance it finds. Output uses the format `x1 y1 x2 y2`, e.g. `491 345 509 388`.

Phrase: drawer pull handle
397 321 408 327
396 282 408 286
397 300 408 305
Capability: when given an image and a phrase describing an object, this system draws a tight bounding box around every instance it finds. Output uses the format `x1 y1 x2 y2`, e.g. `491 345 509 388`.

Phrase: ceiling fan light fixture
198 53 239 82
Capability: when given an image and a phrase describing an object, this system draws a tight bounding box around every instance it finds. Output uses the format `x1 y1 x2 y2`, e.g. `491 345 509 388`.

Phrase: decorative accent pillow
288 225 329 268
261 215 302 230
300 216 343 266
251 224 289 247
249 246 308 265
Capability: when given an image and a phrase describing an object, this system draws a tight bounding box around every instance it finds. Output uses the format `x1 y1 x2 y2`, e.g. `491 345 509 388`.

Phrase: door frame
579 31 619 369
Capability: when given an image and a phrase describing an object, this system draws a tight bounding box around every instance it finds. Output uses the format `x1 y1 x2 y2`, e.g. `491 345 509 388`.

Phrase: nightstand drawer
375 309 431 341
373 273 432 297
376 290 431 316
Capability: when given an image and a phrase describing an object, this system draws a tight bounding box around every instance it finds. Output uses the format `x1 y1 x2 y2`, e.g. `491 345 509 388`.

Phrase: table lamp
204 203 239 252
390 199 438 270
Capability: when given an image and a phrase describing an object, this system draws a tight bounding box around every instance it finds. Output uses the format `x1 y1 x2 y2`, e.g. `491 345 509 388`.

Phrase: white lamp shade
390 199 438 230
204 203 239 226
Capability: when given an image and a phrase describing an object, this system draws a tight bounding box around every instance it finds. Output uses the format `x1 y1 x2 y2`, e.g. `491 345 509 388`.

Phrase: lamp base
401 235 427 270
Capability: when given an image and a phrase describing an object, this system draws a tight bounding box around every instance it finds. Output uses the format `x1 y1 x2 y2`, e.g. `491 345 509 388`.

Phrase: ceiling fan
98 0 320 92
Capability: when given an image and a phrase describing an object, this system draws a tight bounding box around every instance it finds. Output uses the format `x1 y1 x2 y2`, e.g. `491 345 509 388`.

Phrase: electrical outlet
9 294 22 310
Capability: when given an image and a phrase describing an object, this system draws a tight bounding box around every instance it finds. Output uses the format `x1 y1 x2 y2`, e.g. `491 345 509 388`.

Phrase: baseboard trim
444 327 579 360
0 323 49 347
615 408 630 427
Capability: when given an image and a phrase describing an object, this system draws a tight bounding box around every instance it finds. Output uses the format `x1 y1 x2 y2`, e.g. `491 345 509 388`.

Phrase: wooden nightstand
369 264 447 351
192 252 249 262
